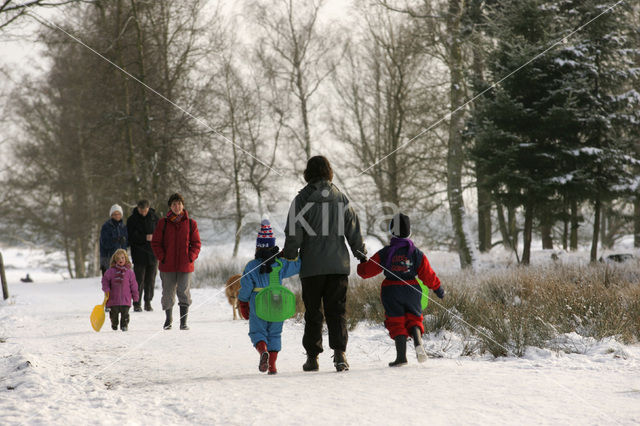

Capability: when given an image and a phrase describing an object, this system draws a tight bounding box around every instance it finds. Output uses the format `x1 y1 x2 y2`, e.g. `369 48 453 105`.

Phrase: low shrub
345 262 640 357
192 256 249 288
345 276 386 330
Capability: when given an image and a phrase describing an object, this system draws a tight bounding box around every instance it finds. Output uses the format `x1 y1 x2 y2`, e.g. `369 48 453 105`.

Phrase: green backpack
417 278 429 311
254 258 297 322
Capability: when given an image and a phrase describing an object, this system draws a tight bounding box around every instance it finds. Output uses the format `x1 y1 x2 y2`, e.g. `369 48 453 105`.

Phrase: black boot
302 354 319 372
179 306 189 330
110 308 118 330
333 350 349 372
410 326 427 363
144 301 153 312
120 308 130 332
163 309 172 330
133 302 142 312
389 335 408 367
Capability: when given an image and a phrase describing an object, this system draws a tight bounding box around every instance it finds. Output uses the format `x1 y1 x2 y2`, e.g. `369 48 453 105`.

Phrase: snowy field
1 246 640 425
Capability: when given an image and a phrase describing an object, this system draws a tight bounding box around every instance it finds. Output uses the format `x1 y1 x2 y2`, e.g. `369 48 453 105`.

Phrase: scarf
255 246 280 274
113 264 128 286
168 211 184 223
384 237 416 269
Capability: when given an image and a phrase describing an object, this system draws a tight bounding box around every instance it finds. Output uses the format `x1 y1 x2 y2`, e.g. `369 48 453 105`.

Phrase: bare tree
331 5 447 244
632 3 640 249
212 51 283 257
89 0 219 209
248 0 339 161
379 0 477 268
8 31 106 277
3 0 221 275
0 0 85 29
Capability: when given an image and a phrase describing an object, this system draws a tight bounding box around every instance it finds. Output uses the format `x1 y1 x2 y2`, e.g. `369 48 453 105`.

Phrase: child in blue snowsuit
238 220 301 374
358 213 444 367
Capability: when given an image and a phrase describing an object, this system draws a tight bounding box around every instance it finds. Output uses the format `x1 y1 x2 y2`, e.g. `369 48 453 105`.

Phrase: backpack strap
163 217 194 245
268 258 283 287
251 258 284 293
162 217 167 246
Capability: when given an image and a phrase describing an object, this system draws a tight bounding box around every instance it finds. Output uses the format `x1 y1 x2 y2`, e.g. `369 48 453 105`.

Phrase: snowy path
1 278 639 425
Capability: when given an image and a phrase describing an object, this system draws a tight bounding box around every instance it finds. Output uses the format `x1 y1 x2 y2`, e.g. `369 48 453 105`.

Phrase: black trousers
109 306 130 329
133 262 157 303
301 274 349 355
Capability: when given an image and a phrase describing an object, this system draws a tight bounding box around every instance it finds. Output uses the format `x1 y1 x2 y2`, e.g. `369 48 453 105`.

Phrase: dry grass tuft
346 262 640 357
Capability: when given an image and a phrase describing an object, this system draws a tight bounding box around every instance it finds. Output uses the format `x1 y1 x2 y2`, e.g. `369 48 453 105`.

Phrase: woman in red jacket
151 193 201 330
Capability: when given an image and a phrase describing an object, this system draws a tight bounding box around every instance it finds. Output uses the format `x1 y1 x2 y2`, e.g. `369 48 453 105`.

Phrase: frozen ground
1 245 640 425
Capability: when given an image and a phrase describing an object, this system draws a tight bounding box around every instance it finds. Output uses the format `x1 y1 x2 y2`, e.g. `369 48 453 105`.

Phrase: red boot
268 351 278 375
256 341 268 372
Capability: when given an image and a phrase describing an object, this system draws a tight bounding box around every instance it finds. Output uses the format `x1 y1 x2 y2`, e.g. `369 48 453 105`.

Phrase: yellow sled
90 293 109 332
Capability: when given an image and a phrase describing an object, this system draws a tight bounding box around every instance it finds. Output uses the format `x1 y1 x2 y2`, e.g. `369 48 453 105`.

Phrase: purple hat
256 219 276 248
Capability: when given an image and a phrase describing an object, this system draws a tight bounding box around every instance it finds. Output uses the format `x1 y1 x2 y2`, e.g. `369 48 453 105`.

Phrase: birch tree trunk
115 0 139 201
130 0 154 196
446 0 474 269
634 196 640 248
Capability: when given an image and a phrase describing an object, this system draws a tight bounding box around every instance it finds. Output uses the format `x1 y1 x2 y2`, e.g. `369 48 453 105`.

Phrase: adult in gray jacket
283 155 367 372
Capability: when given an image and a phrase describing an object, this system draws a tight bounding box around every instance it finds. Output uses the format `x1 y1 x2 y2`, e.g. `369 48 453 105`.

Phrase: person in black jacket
126 200 159 312
283 155 367 372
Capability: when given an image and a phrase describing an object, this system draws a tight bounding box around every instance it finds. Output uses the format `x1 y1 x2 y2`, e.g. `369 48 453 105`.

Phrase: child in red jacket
357 213 444 366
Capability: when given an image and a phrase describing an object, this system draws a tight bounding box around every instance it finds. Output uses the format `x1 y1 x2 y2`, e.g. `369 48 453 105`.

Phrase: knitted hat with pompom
256 219 276 248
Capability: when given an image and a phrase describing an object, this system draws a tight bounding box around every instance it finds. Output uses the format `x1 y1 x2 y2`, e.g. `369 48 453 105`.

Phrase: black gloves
434 287 445 299
355 248 368 264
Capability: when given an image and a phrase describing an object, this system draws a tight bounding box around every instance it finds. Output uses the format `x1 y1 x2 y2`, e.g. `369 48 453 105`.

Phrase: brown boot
268 351 278 375
333 350 349 372
256 341 268 372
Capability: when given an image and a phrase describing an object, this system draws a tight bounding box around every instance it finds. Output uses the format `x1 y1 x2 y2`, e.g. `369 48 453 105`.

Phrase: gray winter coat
283 180 366 279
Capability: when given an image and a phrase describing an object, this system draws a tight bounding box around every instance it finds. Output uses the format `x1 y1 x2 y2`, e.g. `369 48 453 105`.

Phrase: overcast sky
0 0 353 71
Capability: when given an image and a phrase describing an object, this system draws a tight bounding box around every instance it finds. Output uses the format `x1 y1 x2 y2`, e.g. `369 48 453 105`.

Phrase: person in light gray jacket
283 155 366 373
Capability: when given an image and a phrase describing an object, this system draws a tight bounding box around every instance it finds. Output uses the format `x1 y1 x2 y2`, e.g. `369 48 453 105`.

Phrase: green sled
417 278 429 311
254 258 297 322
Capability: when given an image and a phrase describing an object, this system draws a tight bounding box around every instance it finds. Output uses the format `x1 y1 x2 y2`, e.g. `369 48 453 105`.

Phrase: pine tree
471 0 640 263
472 0 570 264
558 0 640 261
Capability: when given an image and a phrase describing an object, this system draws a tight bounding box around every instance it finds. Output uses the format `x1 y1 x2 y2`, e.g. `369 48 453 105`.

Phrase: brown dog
225 274 242 320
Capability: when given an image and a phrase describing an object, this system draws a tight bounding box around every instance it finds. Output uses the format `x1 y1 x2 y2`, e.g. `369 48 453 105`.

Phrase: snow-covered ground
1 246 640 425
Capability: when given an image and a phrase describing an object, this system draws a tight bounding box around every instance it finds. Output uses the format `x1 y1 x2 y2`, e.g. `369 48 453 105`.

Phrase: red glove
239 300 250 320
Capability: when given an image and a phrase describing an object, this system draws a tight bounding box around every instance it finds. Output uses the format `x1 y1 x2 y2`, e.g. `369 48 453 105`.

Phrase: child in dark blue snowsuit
238 220 301 374
358 213 444 366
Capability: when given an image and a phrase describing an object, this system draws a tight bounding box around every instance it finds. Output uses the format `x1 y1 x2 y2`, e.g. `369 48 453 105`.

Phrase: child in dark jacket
357 213 444 366
102 249 139 331
238 220 301 374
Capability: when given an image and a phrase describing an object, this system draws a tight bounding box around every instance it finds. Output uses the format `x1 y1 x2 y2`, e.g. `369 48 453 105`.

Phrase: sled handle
102 293 109 307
